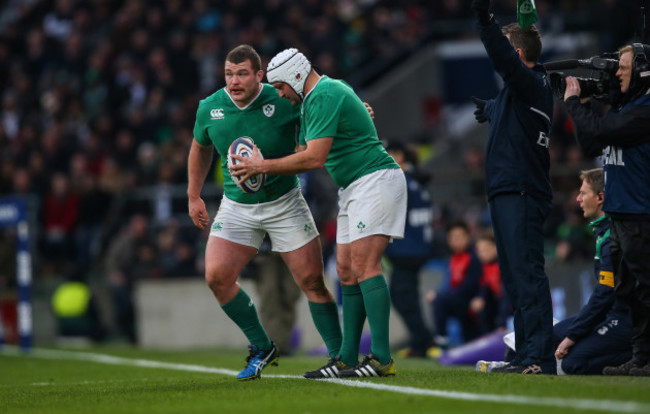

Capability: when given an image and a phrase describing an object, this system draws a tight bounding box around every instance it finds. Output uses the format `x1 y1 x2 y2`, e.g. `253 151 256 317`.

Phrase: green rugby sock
340 284 366 366
221 289 272 351
308 301 342 358
360 275 392 364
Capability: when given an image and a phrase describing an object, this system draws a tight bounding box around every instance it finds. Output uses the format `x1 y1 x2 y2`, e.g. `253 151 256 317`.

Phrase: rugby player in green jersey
231 48 407 378
187 45 343 381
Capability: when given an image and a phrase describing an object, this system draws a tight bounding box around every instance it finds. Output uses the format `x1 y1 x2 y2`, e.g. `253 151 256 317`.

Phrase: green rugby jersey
193 83 300 203
301 76 399 189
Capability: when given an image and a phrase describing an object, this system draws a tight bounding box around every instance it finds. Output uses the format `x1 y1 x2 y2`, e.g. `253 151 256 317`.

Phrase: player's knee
336 262 353 282
349 260 381 283
560 357 583 375
298 271 327 294
204 271 232 295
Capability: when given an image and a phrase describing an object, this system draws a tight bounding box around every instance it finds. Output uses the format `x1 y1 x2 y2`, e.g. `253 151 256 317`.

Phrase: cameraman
563 44 650 376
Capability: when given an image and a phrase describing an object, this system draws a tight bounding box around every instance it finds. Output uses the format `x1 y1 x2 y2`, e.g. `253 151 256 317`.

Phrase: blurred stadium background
0 0 648 349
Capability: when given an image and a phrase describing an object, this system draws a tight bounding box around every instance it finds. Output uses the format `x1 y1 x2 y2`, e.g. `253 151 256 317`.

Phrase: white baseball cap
267 48 312 99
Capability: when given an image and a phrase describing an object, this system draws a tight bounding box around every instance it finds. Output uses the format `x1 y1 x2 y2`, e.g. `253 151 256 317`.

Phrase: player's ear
597 192 604 202
516 48 525 61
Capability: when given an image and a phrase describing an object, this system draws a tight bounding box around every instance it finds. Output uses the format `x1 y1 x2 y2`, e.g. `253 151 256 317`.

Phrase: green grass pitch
2 346 650 414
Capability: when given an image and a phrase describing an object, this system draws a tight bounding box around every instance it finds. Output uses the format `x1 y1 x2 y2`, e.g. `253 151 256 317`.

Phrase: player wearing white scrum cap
266 48 312 100
232 47 407 379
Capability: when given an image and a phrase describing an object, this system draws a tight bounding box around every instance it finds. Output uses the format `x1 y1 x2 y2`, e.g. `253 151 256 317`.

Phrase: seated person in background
470 229 511 335
430 220 482 347
553 168 633 375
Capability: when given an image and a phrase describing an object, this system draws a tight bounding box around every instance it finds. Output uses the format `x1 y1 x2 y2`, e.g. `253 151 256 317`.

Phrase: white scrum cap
266 48 311 99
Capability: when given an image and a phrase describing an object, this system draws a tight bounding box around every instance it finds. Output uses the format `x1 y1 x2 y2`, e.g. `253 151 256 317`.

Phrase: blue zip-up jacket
477 20 553 201
565 215 630 341
384 172 433 259
564 93 650 217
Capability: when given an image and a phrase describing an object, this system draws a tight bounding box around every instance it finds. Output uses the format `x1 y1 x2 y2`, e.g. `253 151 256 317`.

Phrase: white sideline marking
2 346 649 413
29 379 153 387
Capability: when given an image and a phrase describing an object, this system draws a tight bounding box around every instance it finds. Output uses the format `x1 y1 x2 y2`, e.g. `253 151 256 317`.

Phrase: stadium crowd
0 0 642 343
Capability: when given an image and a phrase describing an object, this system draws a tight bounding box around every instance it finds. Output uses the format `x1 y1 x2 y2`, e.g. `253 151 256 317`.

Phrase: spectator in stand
75 173 112 270
41 172 79 275
470 229 511 334
103 214 153 343
430 220 482 347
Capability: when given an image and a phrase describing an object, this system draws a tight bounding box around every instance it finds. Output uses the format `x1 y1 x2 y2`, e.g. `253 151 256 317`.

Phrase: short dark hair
385 140 418 165
226 44 262 72
502 23 542 64
476 228 495 244
579 168 604 194
447 219 469 235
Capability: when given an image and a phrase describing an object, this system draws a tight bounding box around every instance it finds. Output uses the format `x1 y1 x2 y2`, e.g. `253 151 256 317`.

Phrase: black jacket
565 93 650 217
477 19 553 201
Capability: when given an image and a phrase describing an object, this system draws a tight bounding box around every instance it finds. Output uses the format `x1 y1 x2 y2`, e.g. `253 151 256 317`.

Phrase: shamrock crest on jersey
263 104 275 117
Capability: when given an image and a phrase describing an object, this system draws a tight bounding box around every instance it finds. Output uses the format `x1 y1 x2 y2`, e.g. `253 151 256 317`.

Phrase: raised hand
471 0 492 25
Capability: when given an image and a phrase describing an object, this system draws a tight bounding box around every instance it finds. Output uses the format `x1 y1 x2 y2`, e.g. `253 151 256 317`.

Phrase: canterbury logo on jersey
210 108 224 119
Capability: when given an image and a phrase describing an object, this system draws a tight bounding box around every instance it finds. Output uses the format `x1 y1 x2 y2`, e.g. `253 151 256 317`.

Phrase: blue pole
16 205 32 352
0 199 31 351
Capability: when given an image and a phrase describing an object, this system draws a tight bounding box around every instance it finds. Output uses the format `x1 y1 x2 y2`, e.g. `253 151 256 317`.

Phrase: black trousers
490 192 555 373
610 219 650 360
388 257 432 352
553 314 633 374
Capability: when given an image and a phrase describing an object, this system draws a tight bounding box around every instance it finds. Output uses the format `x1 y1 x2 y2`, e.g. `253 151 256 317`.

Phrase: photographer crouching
563 43 650 376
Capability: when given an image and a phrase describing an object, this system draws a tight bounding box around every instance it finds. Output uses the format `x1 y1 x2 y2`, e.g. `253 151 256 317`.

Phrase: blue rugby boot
236 342 279 381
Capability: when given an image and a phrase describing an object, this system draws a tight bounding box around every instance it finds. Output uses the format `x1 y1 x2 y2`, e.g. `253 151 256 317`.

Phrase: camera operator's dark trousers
553 314 633 375
490 192 556 374
610 218 650 362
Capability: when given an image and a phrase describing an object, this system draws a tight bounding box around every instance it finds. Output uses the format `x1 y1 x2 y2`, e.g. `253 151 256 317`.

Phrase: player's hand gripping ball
227 137 266 193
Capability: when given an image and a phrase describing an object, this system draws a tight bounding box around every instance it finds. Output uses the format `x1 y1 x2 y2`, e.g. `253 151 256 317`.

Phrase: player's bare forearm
187 140 213 199
262 149 325 174
187 140 213 230
231 138 332 181
188 196 210 230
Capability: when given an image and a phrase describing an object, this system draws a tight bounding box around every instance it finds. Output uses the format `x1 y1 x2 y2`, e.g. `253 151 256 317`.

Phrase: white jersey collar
224 83 264 110
303 75 324 102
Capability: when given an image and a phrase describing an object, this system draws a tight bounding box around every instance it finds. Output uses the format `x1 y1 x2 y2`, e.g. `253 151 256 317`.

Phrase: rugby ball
227 137 266 193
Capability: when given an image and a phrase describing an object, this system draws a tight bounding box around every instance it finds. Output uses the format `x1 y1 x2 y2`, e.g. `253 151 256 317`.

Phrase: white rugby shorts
337 168 407 244
209 187 319 252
